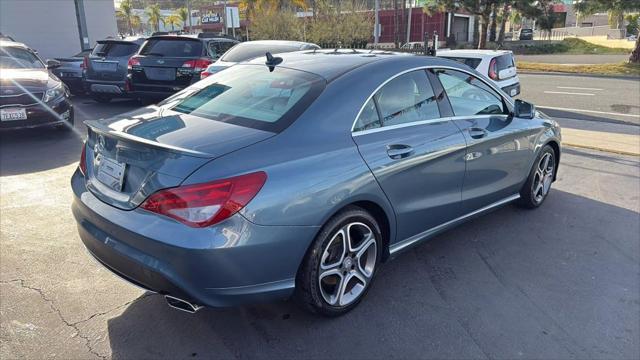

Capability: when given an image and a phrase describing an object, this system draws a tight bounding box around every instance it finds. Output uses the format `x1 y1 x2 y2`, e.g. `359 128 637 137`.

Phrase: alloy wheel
318 222 377 307
532 152 555 204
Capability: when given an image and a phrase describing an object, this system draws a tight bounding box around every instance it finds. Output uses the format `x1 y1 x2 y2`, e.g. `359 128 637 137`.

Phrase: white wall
0 0 80 59
0 0 117 60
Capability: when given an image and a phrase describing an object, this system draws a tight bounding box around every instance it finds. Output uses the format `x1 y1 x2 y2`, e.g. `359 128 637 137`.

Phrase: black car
127 34 238 99
84 37 145 103
519 28 534 40
51 48 92 95
0 40 73 131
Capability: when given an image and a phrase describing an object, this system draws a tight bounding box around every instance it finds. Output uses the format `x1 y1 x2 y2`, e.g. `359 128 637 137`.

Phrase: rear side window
442 57 482 69
92 42 138 57
140 39 203 57
374 70 440 127
354 98 381 131
170 65 325 132
435 69 506 116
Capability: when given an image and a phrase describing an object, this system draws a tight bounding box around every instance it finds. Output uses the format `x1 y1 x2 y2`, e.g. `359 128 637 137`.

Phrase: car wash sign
201 11 222 24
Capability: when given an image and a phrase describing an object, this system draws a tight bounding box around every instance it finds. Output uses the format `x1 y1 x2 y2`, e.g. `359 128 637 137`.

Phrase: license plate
93 61 118 72
96 156 126 191
0 108 27 121
145 67 176 81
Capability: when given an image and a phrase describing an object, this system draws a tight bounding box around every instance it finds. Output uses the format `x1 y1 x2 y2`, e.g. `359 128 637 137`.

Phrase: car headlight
43 83 65 103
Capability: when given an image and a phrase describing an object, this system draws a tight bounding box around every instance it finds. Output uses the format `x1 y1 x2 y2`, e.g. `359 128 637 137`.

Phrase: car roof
240 40 318 47
0 40 29 48
245 49 446 82
436 49 512 58
146 35 237 42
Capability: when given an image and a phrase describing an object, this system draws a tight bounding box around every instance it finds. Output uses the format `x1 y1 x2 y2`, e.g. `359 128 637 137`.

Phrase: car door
352 69 467 242
433 68 537 213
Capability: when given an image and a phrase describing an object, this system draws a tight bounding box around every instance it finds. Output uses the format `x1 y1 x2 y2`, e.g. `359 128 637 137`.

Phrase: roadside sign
226 7 239 29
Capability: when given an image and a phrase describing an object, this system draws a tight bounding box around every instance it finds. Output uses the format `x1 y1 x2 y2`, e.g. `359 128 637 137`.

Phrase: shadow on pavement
106 190 640 360
540 107 639 127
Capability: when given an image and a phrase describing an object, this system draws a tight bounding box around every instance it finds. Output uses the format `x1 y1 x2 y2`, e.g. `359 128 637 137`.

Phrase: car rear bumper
71 169 319 307
0 97 73 130
85 80 129 96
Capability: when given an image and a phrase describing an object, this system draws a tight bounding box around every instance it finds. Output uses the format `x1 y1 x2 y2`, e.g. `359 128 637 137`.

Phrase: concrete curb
563 142 640 157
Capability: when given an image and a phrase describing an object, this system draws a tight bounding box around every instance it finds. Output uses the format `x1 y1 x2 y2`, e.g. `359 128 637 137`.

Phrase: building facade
0 0 117 59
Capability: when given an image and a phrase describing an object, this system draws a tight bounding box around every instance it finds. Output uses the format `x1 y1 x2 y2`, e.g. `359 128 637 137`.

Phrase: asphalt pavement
1 83 639 359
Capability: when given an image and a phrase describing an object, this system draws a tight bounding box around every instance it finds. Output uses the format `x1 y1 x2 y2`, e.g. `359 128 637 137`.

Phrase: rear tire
92 94 112 103
295 206 382 317
517 144 556 209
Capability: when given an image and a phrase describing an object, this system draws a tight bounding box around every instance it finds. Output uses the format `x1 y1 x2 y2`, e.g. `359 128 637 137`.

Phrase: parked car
519 28 534 40
72 50 560 316
127 34 238 99
50 48 92 95
201 40 320 79
84 37 145 103
399 42 425 51
0 40 73 131
436 49 521 97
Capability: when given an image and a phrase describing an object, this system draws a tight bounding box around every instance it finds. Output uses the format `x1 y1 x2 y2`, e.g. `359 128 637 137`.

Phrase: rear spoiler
96 39 139 45
84 119 211 158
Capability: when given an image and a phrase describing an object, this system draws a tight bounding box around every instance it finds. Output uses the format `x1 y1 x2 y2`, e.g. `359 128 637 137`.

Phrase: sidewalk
555 117 640 156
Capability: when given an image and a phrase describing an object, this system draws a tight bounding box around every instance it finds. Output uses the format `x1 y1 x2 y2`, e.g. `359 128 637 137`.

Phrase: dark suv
84 37 145 103
127 35 238 99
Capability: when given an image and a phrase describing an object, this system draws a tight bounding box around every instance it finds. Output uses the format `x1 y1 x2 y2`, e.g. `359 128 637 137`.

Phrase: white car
436 49 521 97
201 40 320 79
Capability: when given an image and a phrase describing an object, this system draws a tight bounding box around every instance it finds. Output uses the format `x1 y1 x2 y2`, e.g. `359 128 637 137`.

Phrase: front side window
374 70 440 127
0 46 44 69
170 65 325 132
435 69 506 116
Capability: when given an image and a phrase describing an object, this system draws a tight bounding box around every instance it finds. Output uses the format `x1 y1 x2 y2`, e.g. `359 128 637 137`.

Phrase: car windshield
140 38 202 57
170 65 325 132
221 44 301 63
92 42 138 57
0 46 44 69
442 57 482 69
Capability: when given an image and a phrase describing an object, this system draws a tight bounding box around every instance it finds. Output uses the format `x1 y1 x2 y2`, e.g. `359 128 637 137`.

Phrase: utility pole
374 0 380 46
223 0 228 35
406 0 413 45
187 0 192 33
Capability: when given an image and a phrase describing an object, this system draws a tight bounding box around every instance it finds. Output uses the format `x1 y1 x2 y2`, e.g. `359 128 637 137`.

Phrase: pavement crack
2 278 107 359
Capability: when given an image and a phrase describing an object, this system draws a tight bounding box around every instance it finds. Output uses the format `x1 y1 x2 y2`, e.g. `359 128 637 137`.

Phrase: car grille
0 92 44 107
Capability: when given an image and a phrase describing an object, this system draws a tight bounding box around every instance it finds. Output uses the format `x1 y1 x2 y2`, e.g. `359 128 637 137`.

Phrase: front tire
295 206 382 317
518 145 556 208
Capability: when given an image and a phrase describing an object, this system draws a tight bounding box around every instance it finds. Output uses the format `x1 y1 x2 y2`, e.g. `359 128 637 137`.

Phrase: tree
165 14 181 31
146 3 164 33
116 0 135 36
176 7 189 30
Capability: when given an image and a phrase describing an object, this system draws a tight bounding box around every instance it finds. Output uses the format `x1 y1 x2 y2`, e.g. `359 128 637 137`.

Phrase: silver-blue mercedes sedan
71 49 561 317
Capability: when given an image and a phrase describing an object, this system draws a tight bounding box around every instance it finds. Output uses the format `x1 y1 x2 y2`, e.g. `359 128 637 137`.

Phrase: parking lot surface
1 96 639 359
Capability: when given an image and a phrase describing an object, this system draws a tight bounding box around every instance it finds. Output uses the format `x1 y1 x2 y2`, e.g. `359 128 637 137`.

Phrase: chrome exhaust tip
165 295 202 313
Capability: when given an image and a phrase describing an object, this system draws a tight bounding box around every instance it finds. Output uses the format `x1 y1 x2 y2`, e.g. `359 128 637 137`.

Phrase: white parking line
557 86 603 91
537 106 640 118
544 91 595 96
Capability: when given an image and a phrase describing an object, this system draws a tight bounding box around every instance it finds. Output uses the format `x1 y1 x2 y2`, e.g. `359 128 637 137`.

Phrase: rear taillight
140 171 267 228
127 56 141 70
79 143 87 176
81 56 88 70
182 58 212 72
200 71 211 80
488 58 498 80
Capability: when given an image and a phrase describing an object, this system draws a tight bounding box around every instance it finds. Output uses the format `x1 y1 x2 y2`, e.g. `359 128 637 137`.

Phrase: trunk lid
83 105 275 210
132 37 206 85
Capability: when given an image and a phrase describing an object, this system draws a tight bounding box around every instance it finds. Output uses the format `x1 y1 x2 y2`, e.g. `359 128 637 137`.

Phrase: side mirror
46 59 61 69
514 99 535 119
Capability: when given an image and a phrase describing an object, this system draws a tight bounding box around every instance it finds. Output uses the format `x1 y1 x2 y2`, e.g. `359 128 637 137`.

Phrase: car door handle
468 127 488 139
386 144 414 159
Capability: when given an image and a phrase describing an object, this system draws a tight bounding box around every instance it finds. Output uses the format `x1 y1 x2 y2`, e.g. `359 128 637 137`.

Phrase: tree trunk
630 35 640 64
489 3 497 42
617 11 624 30
473 15 480 48
497 4 509 44
478 14 489 49
128 18 133 36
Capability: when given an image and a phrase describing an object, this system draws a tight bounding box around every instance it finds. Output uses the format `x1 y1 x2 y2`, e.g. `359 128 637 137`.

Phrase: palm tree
146 3 164 33
116 0 135 35
165 14 182 32
131 15 142 34
176 7 189 30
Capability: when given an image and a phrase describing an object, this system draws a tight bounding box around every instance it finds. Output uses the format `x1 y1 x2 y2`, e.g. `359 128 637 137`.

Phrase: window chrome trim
352 114 509 137
350 65 514 133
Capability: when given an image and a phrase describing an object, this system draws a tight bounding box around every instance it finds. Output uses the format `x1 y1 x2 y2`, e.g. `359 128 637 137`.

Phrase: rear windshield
92 42 138 57
442 57 482 69
521 29 533 33
221 44 301 63
169 65 325 132
494 53 515 70
140 38 203 57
